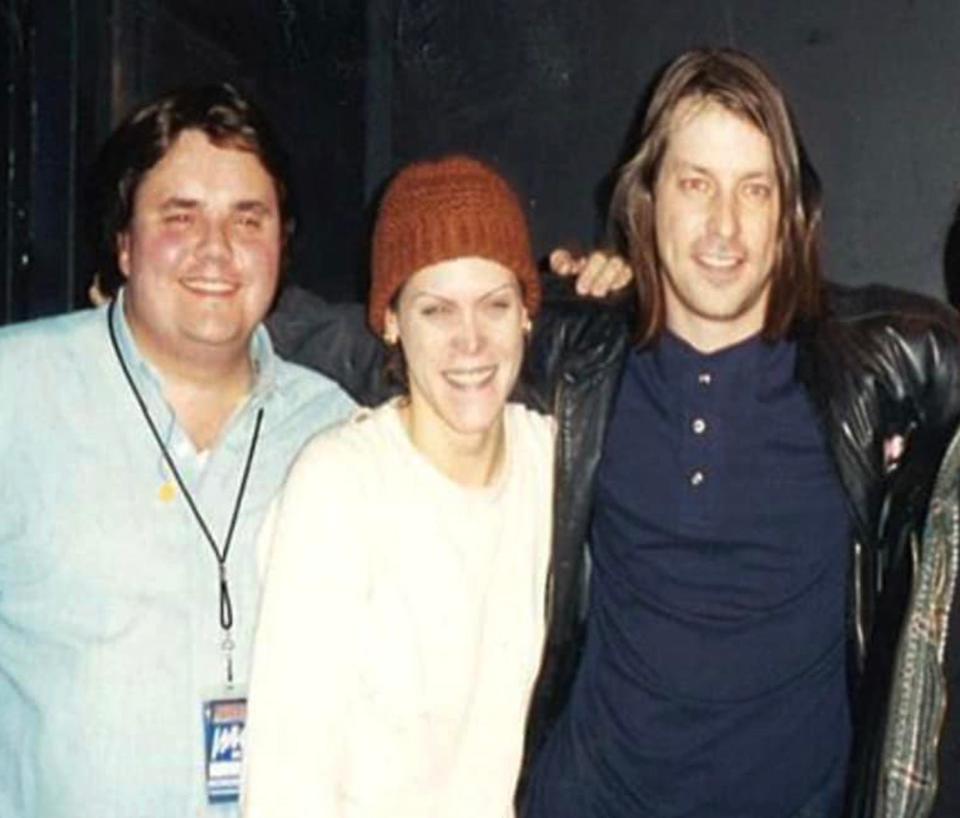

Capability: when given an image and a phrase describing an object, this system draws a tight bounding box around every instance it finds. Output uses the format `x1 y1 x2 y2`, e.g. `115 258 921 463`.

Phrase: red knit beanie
369 155 541 335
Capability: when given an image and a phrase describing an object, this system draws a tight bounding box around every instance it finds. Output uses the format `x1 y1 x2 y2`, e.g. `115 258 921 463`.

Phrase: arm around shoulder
825 282 960 433
521 274 632 411
266 284 396 407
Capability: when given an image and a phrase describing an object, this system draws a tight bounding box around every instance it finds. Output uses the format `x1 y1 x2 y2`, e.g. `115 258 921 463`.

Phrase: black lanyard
107 299 264 685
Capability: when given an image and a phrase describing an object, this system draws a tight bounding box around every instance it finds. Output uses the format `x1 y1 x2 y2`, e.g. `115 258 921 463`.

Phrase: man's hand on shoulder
549 248 632 298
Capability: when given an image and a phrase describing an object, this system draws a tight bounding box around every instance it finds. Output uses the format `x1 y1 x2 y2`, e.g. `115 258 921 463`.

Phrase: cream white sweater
243 400 554 818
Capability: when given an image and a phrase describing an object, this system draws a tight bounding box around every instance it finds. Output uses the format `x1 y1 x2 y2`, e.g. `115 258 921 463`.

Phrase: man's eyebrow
672 159 774 180
154 198 275 213
740 170 775 181
672 160 711 175
234 200 274 214
158 197 200 210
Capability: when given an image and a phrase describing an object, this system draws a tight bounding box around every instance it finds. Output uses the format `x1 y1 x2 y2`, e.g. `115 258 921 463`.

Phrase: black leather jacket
267 281 960 818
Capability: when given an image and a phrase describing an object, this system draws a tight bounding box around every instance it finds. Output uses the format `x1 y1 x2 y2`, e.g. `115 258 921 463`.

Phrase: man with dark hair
502 48 960 818
0 83 356 817
0 80 633 818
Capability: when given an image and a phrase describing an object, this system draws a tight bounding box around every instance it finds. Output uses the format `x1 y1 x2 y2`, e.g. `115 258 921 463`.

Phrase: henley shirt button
698 372 712 385
690 469 705 487
692 418 707 435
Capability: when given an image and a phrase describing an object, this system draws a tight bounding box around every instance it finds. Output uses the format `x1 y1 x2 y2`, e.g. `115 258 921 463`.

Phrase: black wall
1 0 367 320
380 1 960 300
1 0 111 322
6 1 960 323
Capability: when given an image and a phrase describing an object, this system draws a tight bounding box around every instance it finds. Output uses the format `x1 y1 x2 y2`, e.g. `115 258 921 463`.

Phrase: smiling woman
383 256 530 486
368 156 542 487
242 156 555 818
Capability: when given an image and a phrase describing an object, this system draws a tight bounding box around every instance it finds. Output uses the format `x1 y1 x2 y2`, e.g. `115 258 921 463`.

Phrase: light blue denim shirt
0 292 355 818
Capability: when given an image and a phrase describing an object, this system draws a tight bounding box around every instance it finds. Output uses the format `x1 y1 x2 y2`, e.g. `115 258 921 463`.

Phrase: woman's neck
398 399 507 489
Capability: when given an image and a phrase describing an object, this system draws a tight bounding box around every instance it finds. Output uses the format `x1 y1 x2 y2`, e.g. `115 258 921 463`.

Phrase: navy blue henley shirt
526 332 852 818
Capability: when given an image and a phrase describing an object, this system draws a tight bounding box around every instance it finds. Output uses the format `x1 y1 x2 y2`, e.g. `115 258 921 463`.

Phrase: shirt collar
648 329 796 400
110 286 278 402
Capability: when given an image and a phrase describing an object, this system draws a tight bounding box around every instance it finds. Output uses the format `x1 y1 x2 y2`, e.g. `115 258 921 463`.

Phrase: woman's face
385 256 528 444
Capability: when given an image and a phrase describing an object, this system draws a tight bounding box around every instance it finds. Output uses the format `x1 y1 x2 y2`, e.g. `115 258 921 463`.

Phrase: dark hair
89 82 296 296
609 48 825 345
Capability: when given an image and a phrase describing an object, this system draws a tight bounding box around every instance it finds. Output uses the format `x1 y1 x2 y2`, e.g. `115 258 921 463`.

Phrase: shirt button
690 469 705 487
698 372 712 386
691 418 707 435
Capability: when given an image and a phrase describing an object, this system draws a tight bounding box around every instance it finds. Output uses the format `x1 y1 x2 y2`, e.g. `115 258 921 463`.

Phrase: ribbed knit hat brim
369 155 540 334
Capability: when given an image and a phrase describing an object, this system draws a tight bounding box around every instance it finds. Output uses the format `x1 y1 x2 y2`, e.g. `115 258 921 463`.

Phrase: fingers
549 248 585 277
883 434 906 473
549 248 635 297
606 256 633 291
573 252 633 297
88 275 109 307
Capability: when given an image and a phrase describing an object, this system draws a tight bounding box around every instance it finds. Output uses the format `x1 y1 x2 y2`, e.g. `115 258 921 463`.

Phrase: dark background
5 0 960 325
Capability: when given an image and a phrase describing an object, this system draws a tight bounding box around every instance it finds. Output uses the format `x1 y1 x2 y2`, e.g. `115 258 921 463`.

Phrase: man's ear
116 232 132 279
383 308 400 345
521 307 532 335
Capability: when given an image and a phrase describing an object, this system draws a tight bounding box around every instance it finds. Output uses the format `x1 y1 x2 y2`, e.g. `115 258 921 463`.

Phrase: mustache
692 236 746 258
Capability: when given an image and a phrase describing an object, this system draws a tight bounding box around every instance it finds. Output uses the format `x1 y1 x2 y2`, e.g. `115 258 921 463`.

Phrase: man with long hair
516 48 960 818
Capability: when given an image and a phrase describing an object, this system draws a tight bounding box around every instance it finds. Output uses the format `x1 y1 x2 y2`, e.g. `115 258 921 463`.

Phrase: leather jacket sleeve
266 284 396 406
817 284 960 578
816 284 960 818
